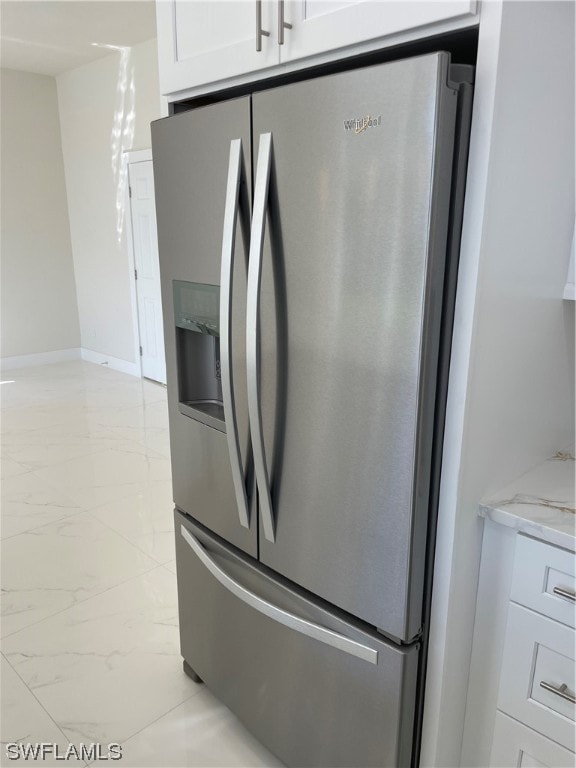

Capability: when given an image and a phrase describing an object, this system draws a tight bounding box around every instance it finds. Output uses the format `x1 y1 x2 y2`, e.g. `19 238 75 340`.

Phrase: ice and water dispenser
173 280 225 433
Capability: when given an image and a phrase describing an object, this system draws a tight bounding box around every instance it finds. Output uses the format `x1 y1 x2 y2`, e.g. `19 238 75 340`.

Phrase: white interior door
128 159 166 384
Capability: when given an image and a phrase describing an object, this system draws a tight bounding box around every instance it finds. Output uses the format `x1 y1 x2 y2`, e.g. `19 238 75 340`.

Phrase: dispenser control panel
173 280 219 336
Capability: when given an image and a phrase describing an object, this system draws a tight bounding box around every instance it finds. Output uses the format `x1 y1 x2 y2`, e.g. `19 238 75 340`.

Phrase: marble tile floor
1 361 281 767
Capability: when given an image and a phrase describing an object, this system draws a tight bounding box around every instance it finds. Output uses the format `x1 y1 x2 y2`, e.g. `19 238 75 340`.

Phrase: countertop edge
478 451 575 553
479 502 576 553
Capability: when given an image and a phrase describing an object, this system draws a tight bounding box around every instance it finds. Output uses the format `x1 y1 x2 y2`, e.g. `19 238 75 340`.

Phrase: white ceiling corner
0 0 157 77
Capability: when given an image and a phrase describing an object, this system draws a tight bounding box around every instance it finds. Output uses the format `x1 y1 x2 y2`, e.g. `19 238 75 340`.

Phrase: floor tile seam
159 562 178 578
0 432 119 453
84 688 204 766
0 506 89 542
0 470 30 483
0 406 83 418
0 411 127 427
1 467 114 510
0 404 152 431
0 400 135 413
0 456 30 473
1 447 115 483
36 444 169 476
22 442 171 478
87 402 151 416
85 507 174 568
0 403 45 414
81 477 172 514
1 465 57 486
1 501 163 548
0 650 88 765
22 471 166 512
0 559 166 642
42 485 169 518
0 420 94 438
102 441 169 462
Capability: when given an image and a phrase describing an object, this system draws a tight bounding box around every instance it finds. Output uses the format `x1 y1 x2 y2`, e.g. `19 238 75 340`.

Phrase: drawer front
490 711 575 768
499 603 575 751
511 535 575 627
174 512 419 768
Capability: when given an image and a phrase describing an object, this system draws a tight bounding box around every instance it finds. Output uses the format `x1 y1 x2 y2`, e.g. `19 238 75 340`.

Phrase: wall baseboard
0 348 81 371
0 348 141 378
80 348 140 378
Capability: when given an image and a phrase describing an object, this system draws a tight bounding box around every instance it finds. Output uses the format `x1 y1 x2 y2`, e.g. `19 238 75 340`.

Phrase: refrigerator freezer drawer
175 511 419 768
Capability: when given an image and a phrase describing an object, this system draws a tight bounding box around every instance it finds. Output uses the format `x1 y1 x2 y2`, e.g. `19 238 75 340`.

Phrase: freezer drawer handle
220 138 251 529
539 681 576 704
246 132 276 542
181 525 378 665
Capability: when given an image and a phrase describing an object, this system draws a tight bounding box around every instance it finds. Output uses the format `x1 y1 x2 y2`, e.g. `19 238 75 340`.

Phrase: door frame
123 147 154 381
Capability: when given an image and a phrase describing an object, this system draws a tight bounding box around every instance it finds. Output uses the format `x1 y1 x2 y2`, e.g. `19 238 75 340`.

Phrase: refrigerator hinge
377 625 423 646
134 268 138 280
129 185 132 198
139 345 143 357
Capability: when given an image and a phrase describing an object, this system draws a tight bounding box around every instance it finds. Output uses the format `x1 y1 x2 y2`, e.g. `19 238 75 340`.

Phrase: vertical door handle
256 0 270 51
246 133 275 542
278 0 292 45
221 139 251 529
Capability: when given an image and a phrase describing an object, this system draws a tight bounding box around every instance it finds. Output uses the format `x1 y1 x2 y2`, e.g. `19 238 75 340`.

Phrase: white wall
422 2 575 765
57 38 160 364
0 68 80 361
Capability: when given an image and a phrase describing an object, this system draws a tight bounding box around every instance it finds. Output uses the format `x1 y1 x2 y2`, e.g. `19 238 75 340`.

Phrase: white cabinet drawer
511 536 575 628
490 711 575 768
499 603 575 751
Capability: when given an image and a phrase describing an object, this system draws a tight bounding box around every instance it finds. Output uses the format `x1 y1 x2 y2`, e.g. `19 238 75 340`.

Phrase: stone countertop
479 451 576 552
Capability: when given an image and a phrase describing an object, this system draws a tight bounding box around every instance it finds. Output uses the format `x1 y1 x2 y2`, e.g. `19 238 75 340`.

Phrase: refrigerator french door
152 51 472 768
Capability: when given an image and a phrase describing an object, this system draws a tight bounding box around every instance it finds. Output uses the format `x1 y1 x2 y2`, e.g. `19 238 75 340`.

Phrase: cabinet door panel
490 712 575 768
280 0 478 63
511 535 576 628
498 603 575 752
157 0 279 96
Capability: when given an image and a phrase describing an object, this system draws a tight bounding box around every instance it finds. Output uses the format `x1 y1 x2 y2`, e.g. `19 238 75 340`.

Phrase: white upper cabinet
156 0 279 96
156 0 479 98
278 0 478 63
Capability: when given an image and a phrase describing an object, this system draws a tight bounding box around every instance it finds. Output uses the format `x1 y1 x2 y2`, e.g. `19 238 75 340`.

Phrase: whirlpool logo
343 115 382 134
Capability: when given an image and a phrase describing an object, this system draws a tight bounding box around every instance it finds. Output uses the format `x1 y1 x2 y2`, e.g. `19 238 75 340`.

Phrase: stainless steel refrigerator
151 52 473 768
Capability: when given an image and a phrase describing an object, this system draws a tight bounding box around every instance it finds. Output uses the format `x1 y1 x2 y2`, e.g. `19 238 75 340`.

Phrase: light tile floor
1 361 281 767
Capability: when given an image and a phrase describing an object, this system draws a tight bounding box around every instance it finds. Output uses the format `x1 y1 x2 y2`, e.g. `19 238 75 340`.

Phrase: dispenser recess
173 280 225 433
